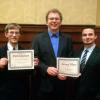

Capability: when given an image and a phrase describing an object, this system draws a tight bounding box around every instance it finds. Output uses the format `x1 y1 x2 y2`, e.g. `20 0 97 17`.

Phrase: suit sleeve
32 36 48 77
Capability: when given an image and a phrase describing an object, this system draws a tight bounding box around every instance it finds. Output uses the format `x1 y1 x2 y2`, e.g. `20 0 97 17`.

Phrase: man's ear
95 35 97 39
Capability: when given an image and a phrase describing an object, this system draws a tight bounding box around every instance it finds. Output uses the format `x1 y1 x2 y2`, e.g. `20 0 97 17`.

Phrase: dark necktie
13 47 15 50
52 34 57 37
80 49 88 71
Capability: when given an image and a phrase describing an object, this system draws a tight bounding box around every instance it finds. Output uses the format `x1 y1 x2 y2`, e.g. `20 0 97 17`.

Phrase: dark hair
46 8 63 22
4 23 21 33
82 27 96 35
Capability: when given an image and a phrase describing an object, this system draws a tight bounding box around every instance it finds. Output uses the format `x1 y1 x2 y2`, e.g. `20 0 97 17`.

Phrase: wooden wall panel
95 27 100 47
0 24 99 50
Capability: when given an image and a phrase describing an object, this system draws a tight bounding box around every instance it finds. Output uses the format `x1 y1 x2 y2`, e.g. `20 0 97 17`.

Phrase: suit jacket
32 32 73 99
74 46 100 100
0 44 30 100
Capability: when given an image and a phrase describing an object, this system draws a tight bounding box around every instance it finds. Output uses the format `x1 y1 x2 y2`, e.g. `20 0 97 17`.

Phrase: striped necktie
80 49 88 71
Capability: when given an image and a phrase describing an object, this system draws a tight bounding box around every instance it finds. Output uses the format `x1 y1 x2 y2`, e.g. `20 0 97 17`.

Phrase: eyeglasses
48 17 60 21
8 31 20 35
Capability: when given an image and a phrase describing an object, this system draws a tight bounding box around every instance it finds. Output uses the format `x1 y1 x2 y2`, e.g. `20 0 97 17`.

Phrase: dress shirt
7 42 18 51
48 31 59 57
80 44 96 64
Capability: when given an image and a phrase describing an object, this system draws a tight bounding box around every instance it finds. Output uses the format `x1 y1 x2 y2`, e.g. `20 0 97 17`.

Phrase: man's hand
0 58 8 69
57 74 67 80
47 67 58 76
34 58 39 67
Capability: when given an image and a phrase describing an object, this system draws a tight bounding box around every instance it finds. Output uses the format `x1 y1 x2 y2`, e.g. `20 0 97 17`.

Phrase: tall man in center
32 8 73 100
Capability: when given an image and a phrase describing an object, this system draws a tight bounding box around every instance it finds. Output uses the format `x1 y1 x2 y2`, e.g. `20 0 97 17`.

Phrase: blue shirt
48 31 59 57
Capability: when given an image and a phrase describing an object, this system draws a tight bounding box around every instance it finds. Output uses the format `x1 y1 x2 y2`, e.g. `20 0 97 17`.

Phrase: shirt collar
48 30 59 38
7 42 18 51
84 44 96 53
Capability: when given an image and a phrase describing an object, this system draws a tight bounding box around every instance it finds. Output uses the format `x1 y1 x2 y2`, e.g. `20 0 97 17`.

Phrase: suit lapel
2 44 8 57
83 47 97 71
18 45 23 50
44 33 56 58
85 47 96 66
57 33 63 57
79 47 84 57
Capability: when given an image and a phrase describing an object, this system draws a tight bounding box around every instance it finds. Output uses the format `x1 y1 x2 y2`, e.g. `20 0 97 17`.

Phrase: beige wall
0 0 97 25
96 0 100 26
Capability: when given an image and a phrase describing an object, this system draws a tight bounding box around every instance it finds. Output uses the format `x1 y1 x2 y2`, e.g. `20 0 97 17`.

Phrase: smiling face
5 28 21 46
46 12 62 33
82 28 97 47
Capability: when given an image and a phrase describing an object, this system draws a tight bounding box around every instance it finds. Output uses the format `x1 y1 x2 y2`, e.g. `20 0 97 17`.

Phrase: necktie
52 34 57 37
80 49 88 71
13 47 15 50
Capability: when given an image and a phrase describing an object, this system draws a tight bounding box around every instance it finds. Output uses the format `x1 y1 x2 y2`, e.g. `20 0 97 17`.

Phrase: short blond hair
4 23 21 33
46 8 63 22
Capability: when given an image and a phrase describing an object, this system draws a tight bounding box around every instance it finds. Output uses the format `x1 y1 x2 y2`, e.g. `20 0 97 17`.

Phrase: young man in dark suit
32 9 73 100
74 28 100 100
0 23 39 100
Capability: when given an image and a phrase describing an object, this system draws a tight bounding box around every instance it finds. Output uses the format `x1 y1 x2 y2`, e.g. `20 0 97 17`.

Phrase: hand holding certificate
7 50 34 70
57 57 80 77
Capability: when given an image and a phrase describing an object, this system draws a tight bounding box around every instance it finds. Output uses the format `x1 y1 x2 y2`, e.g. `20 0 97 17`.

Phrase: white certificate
7 50 34 70
57 57 80 77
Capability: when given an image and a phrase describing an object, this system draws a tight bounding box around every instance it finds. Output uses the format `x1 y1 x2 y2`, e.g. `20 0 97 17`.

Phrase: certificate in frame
7 50 34 70
57 57 80 77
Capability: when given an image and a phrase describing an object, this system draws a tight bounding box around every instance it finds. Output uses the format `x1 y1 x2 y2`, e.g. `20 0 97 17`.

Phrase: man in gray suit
32 8 73 100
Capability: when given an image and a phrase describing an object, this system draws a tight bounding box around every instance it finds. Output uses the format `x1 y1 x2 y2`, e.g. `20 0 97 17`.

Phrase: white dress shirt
80 44 96 64
7 42 18 51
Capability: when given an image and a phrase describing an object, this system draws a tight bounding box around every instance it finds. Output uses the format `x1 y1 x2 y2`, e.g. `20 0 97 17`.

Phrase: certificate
57 57 80 77
7 50 34 70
